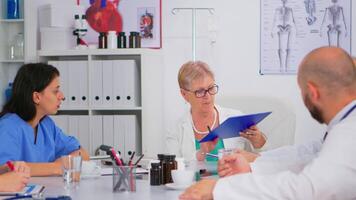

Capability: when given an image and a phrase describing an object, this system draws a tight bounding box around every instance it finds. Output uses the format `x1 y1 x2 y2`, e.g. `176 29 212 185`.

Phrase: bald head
298 47 356 95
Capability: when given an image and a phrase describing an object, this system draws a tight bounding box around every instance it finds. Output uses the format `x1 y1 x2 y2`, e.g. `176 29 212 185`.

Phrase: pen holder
113 165 136 192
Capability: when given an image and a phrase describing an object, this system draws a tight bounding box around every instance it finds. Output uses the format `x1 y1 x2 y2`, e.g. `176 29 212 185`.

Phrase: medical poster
83 0 161 48
260 0 351 75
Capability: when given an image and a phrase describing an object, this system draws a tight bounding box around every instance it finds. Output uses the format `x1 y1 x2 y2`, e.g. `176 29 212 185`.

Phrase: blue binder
199 111 272 143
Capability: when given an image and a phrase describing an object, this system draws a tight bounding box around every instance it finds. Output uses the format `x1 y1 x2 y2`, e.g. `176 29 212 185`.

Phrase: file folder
90 61 103 107
199 112 272 143
68 115 79 139
90 115 103 155
78 116 90 152
124 115 139 160
112 60 125 107
121 60 139 106
71 61 88 108
50 115 69 134
114 115 125 159
102 61 114 107
103 115 114 147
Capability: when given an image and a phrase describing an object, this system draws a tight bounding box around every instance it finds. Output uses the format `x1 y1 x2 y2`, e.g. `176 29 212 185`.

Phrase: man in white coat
179 46 356 200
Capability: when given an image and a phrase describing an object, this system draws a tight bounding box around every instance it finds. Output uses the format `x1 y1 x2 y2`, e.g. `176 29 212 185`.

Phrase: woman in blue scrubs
0 63 89 176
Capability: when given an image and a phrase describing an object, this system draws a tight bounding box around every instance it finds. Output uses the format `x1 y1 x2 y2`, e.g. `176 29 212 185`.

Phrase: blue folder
199 111 272 143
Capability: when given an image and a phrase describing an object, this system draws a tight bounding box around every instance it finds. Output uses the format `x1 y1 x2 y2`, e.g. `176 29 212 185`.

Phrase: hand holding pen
6 161 30 175
0 161 30 192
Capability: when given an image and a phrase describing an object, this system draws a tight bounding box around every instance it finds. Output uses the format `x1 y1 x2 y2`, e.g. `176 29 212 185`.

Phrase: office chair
216 95 296 151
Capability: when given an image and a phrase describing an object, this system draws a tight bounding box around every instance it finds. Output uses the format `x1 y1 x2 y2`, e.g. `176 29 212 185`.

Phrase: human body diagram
320 0 347 47
271 0 297 72
304 0 317 25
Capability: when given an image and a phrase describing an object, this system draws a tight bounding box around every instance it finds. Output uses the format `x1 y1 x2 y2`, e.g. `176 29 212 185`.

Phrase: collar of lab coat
327 100 356 132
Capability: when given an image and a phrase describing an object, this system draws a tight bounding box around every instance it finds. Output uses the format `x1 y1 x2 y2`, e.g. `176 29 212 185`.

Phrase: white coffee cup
171 169 195 186
82 161 100 175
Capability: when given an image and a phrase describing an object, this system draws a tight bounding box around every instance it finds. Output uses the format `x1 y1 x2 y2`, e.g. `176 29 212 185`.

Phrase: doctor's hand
240 126 266 149
196 138 218 161
13 161 30 175
217 151 251 178
0 171 30 192
179 179 217 200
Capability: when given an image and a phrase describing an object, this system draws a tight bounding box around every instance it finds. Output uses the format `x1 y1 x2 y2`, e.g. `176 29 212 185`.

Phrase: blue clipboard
199 111 272 143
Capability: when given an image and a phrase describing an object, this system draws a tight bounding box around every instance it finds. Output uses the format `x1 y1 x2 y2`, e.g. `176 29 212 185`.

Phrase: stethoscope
323 104 356 141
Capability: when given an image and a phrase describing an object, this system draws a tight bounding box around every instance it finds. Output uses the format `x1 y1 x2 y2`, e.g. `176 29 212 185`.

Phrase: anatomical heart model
86 0 123 33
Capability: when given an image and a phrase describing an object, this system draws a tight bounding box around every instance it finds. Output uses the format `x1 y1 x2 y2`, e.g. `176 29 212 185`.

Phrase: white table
30 175 182 200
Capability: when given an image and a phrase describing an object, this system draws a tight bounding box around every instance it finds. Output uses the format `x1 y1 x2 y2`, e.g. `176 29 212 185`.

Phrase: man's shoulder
330 114 356 137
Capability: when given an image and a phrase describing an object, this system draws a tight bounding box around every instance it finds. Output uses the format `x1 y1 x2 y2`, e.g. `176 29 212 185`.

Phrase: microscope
73 14 88 48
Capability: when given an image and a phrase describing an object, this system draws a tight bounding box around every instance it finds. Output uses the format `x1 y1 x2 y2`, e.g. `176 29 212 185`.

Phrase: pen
206 153 218 158
128 151 135 166
134 154 144 166
111 148 123 166
6 161 15 171
207 125 211 132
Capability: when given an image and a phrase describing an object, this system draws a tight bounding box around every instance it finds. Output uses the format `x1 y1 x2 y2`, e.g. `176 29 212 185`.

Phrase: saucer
81 168 101 179
81 172 101 179
165 183 192 190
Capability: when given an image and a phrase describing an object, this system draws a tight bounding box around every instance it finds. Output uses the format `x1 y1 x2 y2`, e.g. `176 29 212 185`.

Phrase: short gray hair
178 61 215 90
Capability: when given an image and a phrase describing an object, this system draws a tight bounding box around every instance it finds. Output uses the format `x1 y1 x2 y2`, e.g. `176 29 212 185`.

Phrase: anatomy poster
260 0 351 75
83 0 161 48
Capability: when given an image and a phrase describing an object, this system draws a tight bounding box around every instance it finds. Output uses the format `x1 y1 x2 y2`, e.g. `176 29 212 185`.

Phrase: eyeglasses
183 84 219 98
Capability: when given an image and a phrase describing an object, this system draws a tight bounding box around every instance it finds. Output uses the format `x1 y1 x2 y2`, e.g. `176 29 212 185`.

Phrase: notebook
199 111 272 143
0 184 45 196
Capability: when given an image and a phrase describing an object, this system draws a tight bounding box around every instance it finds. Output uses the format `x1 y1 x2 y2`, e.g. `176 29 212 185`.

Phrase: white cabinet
0 0 26 106
39 49 164 159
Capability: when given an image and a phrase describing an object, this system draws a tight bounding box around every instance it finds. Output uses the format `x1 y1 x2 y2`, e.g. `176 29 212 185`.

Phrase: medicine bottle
164 155 177 184
117 32 126 48
129 32 141 48
157 154 165 184
150 160 162 186
98 32 107 49
107 31 117 49
7 0 19 19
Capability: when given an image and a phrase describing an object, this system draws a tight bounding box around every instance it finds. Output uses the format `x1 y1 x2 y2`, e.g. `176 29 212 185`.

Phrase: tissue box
40 27 75 50
38 4 85 28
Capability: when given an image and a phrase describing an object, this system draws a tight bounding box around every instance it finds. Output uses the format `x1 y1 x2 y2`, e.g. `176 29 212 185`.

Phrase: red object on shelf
86 0 123 33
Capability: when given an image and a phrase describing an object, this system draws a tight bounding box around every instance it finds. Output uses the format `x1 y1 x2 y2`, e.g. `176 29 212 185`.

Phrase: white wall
161 0 356 145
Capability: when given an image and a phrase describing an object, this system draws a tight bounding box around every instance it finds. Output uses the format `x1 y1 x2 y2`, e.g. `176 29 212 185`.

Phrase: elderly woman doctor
166 61 267 162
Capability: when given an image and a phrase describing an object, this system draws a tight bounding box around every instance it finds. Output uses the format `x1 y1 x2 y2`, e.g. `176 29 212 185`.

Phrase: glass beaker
13 33 24 59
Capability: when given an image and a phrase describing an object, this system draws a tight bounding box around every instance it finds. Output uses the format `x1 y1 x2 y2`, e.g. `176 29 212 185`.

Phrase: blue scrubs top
0 113 80 165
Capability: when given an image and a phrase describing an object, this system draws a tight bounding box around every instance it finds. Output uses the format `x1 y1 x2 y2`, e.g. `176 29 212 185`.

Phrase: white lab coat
214 100 356 200
165 105 254 161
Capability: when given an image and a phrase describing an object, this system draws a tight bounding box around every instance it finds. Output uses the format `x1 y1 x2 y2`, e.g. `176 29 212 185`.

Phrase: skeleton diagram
271 0 297 72
320 0 347 47
304 0 317 25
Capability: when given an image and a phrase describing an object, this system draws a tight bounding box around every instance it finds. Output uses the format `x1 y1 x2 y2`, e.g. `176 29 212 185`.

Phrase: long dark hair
0 63 60 121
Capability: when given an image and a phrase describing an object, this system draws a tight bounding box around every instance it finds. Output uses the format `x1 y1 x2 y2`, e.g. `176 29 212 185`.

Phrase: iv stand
172 8 215 61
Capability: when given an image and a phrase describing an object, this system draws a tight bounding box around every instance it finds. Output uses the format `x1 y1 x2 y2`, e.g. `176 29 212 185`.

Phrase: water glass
218 148 235 159
61 155 82 189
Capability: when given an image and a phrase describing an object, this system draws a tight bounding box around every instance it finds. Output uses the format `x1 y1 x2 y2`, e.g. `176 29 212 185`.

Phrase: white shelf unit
38 49 164 159
0 0 25 107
